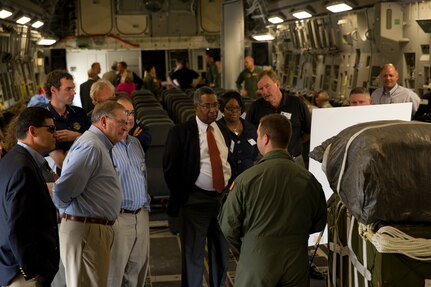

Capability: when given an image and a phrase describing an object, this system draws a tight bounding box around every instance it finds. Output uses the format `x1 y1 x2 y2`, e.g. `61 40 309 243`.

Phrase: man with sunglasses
44 70 90 176
0 107 59 287
53 101 127 287
163 86 232 287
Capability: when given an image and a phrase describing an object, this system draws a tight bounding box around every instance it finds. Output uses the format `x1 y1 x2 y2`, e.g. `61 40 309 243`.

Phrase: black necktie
41 160 56 182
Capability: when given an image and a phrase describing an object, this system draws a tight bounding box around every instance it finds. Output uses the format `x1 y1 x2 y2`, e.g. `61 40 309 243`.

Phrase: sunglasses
38 125 57 134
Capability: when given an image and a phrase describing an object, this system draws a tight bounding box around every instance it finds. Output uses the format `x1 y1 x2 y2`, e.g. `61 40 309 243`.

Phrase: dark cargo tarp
310 120 431 225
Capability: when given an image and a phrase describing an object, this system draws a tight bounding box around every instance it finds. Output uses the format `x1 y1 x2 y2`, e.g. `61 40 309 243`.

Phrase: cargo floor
146 209 328 287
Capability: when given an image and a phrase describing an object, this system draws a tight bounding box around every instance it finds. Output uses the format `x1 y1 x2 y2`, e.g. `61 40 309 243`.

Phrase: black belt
193 185 224 196
120 208 142 215
61 213 115 226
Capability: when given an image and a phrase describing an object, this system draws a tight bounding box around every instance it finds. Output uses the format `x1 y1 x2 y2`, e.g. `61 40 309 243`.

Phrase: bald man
370 64 420 114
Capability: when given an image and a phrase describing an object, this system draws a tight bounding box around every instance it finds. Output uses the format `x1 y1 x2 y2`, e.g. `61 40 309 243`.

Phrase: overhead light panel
292 10 312 19
0 9 12 19
32 21 44 28
16 16 31 25
268 16 284 24
37 38 57 46
252 33 275 41
326 2 353 13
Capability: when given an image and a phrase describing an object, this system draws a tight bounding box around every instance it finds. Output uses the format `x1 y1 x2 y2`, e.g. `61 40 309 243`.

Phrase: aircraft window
386 9 392 30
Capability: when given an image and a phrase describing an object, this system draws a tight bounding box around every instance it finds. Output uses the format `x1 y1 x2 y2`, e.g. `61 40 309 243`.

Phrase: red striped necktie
206 125 225 193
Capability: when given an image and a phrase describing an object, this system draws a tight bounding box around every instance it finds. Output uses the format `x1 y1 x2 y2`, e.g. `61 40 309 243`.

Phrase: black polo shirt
47 102 90 152
245 90 311 157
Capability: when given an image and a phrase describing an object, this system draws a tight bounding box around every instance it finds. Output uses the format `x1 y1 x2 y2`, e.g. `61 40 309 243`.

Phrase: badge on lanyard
230 140 235 153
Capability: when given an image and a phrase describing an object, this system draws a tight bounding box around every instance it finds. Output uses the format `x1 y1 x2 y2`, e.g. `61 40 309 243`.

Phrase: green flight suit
143 74 161 96
219 150 327 287
206 62 218 88
235 67 262 99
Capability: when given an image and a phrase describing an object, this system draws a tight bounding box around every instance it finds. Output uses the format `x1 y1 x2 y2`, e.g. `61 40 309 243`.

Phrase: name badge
280 111 292 119
248 138 256 146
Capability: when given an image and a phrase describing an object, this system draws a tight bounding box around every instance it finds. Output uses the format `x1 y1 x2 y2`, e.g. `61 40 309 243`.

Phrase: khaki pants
107 209 150 287
6 274 41 287
59 219 113 287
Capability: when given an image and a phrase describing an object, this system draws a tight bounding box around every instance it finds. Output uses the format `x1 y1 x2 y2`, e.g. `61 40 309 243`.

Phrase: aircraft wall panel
151 13 169 36
200 0 222 33
116 15 149 35
79 0 113 35
152 11 197 37
169 0 191 11
377 2 404 42
117 0 147 14
167 12 197 36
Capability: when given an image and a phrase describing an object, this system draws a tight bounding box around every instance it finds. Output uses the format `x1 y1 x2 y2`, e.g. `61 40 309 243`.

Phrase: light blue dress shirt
112 135 150 211
53 125 122 221
371 83 421 114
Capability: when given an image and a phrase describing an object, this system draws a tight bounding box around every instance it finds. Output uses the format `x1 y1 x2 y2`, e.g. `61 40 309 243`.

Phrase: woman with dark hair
217 90 258 179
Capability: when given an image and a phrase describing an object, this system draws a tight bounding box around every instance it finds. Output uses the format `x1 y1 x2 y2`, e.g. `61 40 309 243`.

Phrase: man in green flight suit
219 114 327 287
205 50 218 88
143 65 161 97
235 56 262 99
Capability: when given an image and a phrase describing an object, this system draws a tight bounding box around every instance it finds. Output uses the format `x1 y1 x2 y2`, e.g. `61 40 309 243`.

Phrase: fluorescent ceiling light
0 9 12 19
16 16 31 25
32 21 44 28
252 33 275 41
326 3 353 13
268 16 284 24
37 38 57 46
292 10 312 19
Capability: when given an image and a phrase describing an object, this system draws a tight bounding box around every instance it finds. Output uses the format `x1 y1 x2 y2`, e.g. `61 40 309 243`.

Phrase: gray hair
91 101 125 123
193 86 215 104
258 69 279 82
90 79 115 104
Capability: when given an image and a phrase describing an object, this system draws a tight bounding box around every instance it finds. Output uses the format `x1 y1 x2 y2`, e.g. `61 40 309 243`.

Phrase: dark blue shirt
47 102 90 153
217 117 258 180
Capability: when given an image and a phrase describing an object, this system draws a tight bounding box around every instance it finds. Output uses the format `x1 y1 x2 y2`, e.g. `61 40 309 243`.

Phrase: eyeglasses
224 105 241 112
38 125 56 134
198 102 219 110
124 110 136 116
108 117 128 126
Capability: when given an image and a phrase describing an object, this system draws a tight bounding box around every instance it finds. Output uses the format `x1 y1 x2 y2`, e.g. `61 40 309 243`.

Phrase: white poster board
308 103 412 246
